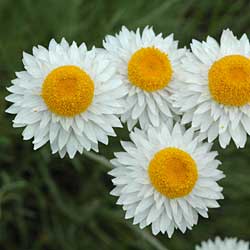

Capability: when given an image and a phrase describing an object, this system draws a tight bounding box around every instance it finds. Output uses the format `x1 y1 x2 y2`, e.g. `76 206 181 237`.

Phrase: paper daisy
103 26 186 130
109 123 224 237
171 29 250 148
6 38 125 158
195 237 250 250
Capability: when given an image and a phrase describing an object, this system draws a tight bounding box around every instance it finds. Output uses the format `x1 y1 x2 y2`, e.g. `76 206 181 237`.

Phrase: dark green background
0 0 250 249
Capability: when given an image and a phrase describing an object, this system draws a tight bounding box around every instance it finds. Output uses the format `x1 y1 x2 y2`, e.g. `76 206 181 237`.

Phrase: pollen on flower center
208 55 250 106
148 147 198 199
128 47 173 92
42 65 94 117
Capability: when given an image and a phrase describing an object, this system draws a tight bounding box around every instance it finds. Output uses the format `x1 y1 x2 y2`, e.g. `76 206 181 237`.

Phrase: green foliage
0 0 250 249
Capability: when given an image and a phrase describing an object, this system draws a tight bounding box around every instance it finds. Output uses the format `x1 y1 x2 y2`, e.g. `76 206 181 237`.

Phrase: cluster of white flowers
6 27 250 239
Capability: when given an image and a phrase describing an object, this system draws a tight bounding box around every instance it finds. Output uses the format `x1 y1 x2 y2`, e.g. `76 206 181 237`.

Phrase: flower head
103 26 186 130
6 39 125 158
196 237 250 250
172 29 250 148
109 123 224 237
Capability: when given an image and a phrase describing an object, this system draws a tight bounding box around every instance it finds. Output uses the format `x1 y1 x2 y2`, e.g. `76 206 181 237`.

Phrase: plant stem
82 150 113 169
127 223 170 250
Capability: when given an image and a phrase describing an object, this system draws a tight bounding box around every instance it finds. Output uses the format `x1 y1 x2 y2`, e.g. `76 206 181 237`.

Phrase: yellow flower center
208 55 250 106
148 147 198 199
127 47 173 92
41 65 94 117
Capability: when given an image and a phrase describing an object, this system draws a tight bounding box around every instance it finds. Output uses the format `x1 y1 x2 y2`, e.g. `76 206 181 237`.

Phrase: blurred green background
0 0 250 249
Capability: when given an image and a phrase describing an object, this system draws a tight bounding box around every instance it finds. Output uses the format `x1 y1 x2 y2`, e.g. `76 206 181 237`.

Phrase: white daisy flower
6 38 126 158
109 123 224 237
195 237 250 250
171 29 250 148
103 26 186 130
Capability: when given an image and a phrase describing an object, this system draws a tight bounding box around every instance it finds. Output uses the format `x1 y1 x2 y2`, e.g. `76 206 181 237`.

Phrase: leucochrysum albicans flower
109 123 224 237
103 26 186 130
6 39 126 158
172 29 250 148
195 237 250 250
